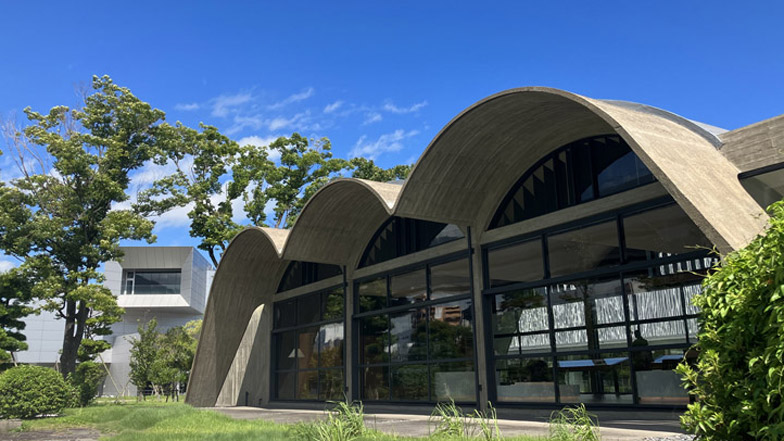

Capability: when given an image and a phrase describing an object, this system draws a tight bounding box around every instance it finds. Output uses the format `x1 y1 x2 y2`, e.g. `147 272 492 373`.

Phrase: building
18 246 213 397
186 87 784 411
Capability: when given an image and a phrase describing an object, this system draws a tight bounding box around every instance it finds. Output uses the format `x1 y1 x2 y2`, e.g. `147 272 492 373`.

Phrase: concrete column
469 227 490 410
344 266 355 401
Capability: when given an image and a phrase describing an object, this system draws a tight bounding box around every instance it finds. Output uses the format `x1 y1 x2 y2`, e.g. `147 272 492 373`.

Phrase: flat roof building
186 87 784 411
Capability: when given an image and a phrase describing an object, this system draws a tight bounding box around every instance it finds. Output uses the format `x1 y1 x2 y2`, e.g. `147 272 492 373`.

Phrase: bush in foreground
70 361 106 407
0 365 74 419
677 201 784 440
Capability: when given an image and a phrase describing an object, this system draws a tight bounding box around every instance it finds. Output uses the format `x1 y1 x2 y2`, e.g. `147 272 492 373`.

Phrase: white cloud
236 135 282 162
152 203 192 229
267 111 310 131
211 92 253 117
174 102 200 111
383 100 428 114
267 88 315 110
0 259 16 273
350 129 420 160
363 112 382 125
323 100 343 114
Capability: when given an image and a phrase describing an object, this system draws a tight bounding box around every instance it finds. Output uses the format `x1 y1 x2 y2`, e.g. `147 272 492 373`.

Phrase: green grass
20 402 546 441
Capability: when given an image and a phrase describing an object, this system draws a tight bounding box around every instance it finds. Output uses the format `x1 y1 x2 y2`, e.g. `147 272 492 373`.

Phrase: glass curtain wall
272 286 345 400
486 201 713 406
356 256 476 403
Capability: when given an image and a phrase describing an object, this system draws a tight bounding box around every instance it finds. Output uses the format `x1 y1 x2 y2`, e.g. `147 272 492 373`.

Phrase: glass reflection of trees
357 257 476 403
272 286 344 401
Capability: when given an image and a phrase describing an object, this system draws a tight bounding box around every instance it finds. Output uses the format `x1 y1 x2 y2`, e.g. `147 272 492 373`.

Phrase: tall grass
290 399 368 441
548 404 600 441
429 399 503 440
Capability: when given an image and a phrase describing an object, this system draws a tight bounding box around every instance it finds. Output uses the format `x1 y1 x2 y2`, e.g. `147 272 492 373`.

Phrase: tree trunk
59 300 87 378
207 248 219 268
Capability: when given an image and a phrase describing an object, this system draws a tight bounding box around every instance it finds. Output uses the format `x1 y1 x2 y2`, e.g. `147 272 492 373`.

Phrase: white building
18 246 214 397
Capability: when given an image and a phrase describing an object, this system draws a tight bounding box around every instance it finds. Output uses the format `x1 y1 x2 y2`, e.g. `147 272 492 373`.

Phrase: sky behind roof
1 1 782 266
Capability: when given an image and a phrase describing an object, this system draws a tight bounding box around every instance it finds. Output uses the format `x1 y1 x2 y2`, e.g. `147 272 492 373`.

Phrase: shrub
549 404 600 441
70 361 106 407
676 201 784 440
0 365 74 419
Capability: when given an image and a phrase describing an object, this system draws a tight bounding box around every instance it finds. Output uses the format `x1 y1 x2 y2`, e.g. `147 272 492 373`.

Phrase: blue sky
1 1 782 268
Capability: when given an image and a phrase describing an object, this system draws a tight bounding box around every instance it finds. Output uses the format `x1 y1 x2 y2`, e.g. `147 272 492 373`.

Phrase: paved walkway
211 406 686 440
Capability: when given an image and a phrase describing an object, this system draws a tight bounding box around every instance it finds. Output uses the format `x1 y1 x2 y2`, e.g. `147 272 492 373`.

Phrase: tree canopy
0 76 162 376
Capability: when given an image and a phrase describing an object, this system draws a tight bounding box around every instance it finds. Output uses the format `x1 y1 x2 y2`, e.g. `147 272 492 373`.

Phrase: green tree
0 76 162 377
261 134 348 228
349 157 411 181
0 268 33 363
677 201 784 441
129 318 159 400
135 124 245 267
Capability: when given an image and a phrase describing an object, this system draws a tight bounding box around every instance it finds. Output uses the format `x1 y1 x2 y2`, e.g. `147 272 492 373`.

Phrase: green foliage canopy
677 201 784 440
0 76 162 376
0 268 33 362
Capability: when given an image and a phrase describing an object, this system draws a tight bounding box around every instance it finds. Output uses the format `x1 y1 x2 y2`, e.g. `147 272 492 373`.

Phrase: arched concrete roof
395 87 766 252
188 86 769 407
186 227 289 407
283 178 400 263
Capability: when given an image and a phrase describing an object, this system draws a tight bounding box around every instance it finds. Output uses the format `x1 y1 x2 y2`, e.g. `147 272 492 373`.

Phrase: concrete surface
211 406 685 440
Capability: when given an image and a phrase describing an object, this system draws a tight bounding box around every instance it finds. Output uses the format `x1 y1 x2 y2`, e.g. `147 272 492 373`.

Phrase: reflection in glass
298 327 319 370
298 293 321 325
389 309 426 362
548 222 620 277
593 136 654 197
491 288 549 356
276 331 297 370
359 277 387 312
276 372 296 400
634 348 689 405
360 315 389 364
557 353 632 404
550 278 626 351
318 323 344 368
319 369 344 401
390 269 427 307
429 300 474 360
297 370 318 400
430 258 471 300
623 204 712 263
275 301 296 328
362 366 389 400
322 288 344 320
431 361 475 402
487 240 544 288
496 358 555 403
391 364 428 401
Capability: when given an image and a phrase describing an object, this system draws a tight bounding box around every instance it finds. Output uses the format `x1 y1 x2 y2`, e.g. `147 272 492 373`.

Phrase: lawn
19 402 548 441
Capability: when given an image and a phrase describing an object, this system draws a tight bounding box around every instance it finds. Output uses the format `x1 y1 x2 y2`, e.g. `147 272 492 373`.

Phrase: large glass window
489 135 656 229
356 257 476 403
277 261 342 293
273 286 345 401
486 240 544 288
122 270 181 295
547 221 620 278
360 217 464 267
485 201 714 407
